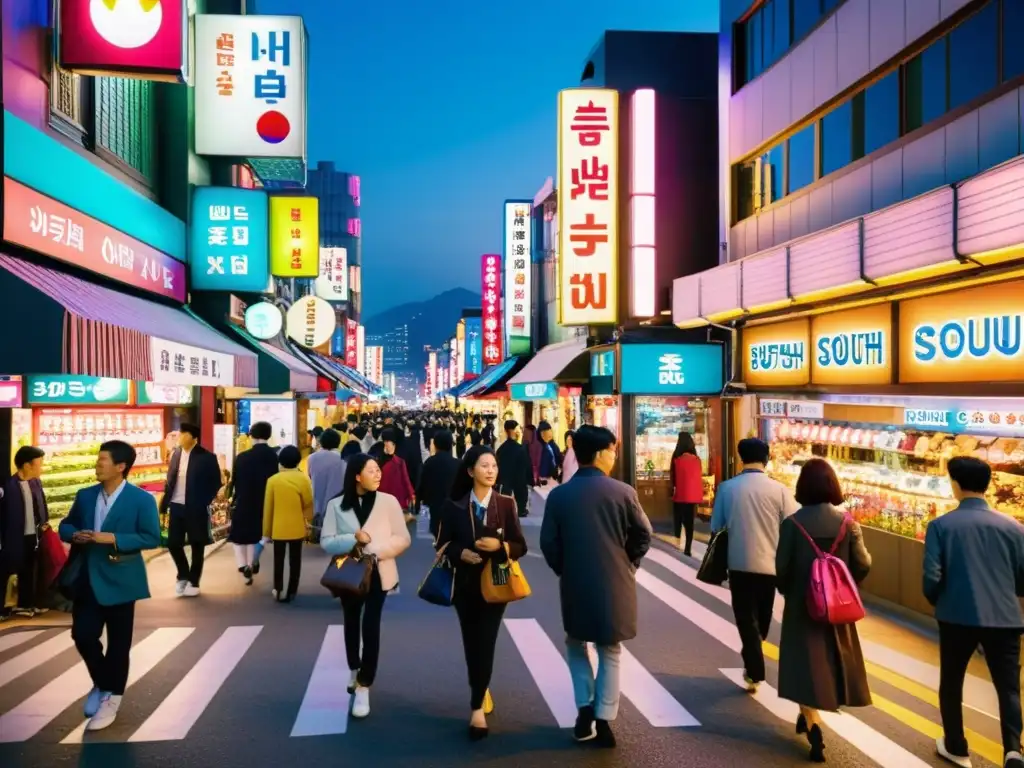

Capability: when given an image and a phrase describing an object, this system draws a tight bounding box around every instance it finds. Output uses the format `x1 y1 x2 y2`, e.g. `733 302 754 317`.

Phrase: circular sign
245 302 283 340
286 295 335 349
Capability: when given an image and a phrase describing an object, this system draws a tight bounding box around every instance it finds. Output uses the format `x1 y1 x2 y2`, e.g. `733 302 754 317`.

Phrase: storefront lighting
630 88 656 318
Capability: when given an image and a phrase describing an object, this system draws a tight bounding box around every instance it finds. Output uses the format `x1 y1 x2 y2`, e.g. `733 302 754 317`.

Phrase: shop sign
619 344 724 395
365 346 384 385
244 301 283 340
25 375 131 405
315 247 348 302
286 295 335 349
0 376 22 408
904 407 1024 433
742 319 811 387
60 0 188 82
455 321 466 384
194 15 307 158
899 280 1024 383
3 177 186 302
591 349 614 378
356 324 366 372
465 316 483 376
150 338 235 387
190 187 269 292
481 254 503 365
426 351 438 400
136 382 194 405
503 200 532 355
557 88 619 325
509 381 559 401
811 304 893 386
344 318 358 367
759 399 825 419
269 196 319 277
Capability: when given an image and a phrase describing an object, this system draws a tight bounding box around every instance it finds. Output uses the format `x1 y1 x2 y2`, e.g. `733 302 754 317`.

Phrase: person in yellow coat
263 446 314 603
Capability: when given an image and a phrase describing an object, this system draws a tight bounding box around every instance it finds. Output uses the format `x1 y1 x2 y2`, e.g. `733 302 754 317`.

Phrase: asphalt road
0 512 1006 768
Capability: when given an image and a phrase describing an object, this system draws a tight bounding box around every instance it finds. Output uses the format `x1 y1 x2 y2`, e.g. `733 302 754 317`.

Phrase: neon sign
913 314 1021 362
816 330 886 368
749 341 805 372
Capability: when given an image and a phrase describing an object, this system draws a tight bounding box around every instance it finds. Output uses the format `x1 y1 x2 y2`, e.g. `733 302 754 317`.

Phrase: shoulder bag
480 525 531 604
321 545 376 599
696 529 729 586
417 523 456 607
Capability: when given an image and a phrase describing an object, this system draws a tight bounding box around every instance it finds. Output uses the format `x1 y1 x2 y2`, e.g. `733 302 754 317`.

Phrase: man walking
540 425 652 748
925 456 1024 768
58 440 161 731
416 429 459 538
710 437 798 692
1 446 49 616
307 427 345 526
496 420 531 518
160 423 222 597
227 422 279 585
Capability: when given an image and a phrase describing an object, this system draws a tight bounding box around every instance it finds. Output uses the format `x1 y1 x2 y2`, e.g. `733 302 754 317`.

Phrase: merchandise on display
634 396 716 504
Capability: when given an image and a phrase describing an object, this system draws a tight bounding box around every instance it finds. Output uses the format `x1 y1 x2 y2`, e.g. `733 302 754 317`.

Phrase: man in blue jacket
59 440 161 733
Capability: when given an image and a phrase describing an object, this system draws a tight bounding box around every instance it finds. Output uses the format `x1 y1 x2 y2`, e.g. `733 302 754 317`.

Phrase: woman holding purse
321 454 411 719
436 445 527 741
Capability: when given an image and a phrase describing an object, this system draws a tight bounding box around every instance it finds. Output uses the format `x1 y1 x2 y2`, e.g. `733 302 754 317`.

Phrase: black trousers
17 535 38 608
728 570 776 683
167 504 207 586
672 502 696 554
273 539 304 596
455 589 507 710
72 582 135 695
341 568 388 687
939 621 1023 757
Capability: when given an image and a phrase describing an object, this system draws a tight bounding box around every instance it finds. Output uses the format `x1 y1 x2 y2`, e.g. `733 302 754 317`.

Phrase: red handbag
37 526 68 589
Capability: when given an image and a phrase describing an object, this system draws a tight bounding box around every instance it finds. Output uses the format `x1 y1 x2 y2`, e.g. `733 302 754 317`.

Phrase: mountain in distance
363 287 481 373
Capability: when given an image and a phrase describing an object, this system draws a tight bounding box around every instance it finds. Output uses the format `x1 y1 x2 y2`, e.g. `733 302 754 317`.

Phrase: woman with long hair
670 431 703 556
562 430 579 483
321 454 412 719
437 445 527 740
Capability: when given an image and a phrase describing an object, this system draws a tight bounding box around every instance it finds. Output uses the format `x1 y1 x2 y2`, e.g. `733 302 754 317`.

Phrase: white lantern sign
286 295 335 349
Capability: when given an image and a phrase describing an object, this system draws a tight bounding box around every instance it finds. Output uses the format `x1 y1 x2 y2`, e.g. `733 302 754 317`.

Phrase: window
792 0 822 41
904 38 948 132
94 77 156 181
765 143 785 203
771 0 792 65
821 100 853 175
49 64 90 140
862 71 900 155
788 124 816 193
948 1 998 110
749 11 763 83
1004 0 1024 81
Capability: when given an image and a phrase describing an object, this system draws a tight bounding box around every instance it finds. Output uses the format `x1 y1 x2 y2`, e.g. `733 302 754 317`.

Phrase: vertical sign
464 316 482 377
315 246 348 301
356 324 366 373
269 196 319 276
481 254 503 366
372 347 384 385
426 351 437 400
504 200 533 355
449 336 458 387
344 318 358 367
456 320 466 384
557 88 619 325
190 187 269 292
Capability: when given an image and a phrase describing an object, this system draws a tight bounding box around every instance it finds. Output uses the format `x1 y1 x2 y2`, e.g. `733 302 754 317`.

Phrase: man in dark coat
160 423 222 597
541 425 652 749
227 422 279 585
417 429 459 538
1 446 49 616
495 420 531 518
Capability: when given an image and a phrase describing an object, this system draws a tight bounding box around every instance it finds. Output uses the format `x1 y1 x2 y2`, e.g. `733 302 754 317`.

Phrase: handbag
417 541 456 607
480 524 531 604
320 547 375 599
696 529 729 586
56 545 85 601
37 526 68 589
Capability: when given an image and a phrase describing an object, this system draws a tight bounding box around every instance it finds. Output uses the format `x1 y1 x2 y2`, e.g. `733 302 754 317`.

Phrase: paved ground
0 511 1009 768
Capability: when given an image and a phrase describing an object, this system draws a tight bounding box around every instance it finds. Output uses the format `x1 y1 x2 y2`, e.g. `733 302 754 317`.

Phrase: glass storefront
634 396 720 507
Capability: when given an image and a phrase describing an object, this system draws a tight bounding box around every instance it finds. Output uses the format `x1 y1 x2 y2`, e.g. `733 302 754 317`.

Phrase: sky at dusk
254 0 720 316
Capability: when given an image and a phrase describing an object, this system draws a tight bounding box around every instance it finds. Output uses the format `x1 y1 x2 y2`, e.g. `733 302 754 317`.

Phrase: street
0 512 1008 768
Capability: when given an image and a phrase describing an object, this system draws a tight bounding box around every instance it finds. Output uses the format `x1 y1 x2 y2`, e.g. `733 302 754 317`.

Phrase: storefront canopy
444 376 480 398
225 325 318 394
461 355 529 398
288 345 387 398
0 254 257 387
507 338 588 398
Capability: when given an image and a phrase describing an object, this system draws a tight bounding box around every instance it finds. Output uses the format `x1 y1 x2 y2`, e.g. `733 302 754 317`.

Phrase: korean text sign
557 88 619 325
269 196 319 277
464 317 483 376
504 201 532 354
190 187 269 291
619 344 724 395
315 247 349 302
150 338 235 387
26 375 130 406
345 319 358 368
3 177 186 302
742 319 811 387
481 254 503 365
194 15 306 158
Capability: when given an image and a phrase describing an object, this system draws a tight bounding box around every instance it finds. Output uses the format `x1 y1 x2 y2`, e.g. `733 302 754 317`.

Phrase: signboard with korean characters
150 338 235 387
190 187 269 292
269 196 319 277
60 0 189 82
25 375 130 406
742 319 811 387
504 200 532 355
619 344 724 395
464 316 482 376
3 177 185 302
286 295 335 349
244 301 283 340
557 88 619 325
481 254 503 365
759 399 825 419
194 15 307 158
315 247 349 302
136 382 194 406
455 322 466 383
811 304 893 386
344 318 358 368
904 406 1024 435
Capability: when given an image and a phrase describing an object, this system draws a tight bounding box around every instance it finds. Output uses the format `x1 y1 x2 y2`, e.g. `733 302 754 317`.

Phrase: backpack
790 514 865 625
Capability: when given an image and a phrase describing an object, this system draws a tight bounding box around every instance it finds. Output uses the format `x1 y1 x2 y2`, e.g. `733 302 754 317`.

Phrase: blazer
58 483 162 606
227 443 279 545
320 491 412 591
436 491 527 595
160 445 223 517
263 469 314 541
0 476 48 571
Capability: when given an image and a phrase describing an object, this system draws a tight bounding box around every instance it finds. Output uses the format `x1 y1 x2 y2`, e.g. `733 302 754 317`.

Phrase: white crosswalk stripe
291 625 350 737
0 630 75 689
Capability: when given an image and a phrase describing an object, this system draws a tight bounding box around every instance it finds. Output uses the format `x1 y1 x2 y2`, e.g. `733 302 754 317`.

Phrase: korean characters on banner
481 254 503 366
269 196 319 277
465 316 483 376
150 338 235 387
557 88 619 325
344 319 358 368
194 15 307 159
503 201 532 355
315 247 349 302
190 188 269 291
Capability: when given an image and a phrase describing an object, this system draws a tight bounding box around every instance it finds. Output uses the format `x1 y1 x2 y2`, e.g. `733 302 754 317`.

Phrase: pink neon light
630 88 656 317
348 175 361 206
347 217 361 237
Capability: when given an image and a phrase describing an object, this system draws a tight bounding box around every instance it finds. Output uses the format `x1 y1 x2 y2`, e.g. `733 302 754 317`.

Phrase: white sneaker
936 737 973 768
743 674 761 694
352 686 370 718
181 585 200 598
85 693 122 731
347 670 359 693
174 580 188 596
1006 751 1024 768
83 687 103 718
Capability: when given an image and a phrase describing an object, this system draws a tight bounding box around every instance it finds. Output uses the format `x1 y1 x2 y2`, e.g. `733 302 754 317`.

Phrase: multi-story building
367 324 410 371
306 160 363 319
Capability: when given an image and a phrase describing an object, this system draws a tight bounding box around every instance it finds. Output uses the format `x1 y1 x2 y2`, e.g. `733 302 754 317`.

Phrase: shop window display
635 396 717 504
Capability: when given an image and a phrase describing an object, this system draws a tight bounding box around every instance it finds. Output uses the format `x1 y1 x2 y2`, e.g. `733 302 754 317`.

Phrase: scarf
353 490 377 527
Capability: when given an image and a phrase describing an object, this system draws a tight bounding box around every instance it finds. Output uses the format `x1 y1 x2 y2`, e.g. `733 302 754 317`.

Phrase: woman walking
670 431 703 557
562 430 579 483
437 445 527 740
262 446 313 603
775 458 872 762
321 454 411 718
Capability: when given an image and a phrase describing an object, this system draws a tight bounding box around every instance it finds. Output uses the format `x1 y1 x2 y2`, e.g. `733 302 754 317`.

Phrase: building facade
306 160 363 319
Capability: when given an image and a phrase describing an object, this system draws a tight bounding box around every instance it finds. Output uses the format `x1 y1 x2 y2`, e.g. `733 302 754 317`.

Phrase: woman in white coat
321 453 411 718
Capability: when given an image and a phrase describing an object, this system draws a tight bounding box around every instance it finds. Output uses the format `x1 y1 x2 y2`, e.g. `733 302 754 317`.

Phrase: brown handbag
320 547 375 599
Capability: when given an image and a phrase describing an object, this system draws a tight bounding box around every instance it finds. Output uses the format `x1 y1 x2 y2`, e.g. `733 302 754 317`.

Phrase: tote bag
417 541 456 607
696 529 729 586
320 548 375 599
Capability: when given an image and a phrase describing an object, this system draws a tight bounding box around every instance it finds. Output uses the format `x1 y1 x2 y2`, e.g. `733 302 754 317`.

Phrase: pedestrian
775 458 872 763
924 456 1024 768
226 421 278 585
377 428 415 512
523 424 542 486
417 429 459 538
710 437 799 692
540 425 652 748
1 446 49 616
58 440 161 731
161 423 222 598
481 415 496 449
399 421 424 510
306 427 346 528
670 431 703 556
562 430 579 484
537 421 562 486
262 445 313 603
436 445 527 740
342 426 365 460
321 454 411 718
495 420 531 518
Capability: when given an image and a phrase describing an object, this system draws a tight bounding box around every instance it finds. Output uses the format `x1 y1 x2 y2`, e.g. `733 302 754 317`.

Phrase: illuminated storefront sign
465 317 482 376
315 247 348 302
742 319 811 387
0 376 23 408
190 187 269 292
759 399 825 419
344 318 358 368
811 304 893 386
286 295 335 349
26 375 130 406
503 200 532 355
619 344 724 395
455 321 466 384
269 196 318 277
904 407 1024 433
244 301 283 340
136 382 194 405
149 338 235 387
481 254 503 365
509 381 559 401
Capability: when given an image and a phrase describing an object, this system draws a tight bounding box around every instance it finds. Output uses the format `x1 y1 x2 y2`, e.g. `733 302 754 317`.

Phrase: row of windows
736 0 845 89
736 0 1021 222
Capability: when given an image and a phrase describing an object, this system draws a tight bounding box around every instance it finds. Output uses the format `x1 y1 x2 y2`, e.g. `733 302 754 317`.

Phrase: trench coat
228 443 279 544
775 503 873 710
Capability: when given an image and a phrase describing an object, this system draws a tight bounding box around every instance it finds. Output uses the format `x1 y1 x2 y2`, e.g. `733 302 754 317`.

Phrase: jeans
454 591 506 710
273 540 303 596
167 504 208 587
341 569 388 687
728 570 776 683
938 621 1023 757
566 637 622 721
72 581 135 695
672 502 696 554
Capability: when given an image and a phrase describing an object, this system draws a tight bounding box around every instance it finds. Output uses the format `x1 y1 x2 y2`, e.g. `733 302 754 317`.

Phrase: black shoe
683 549 692 557
243 566 253 586
252 560 261 575
796 713 808 735
595 719 616 748
468 725 489 742
573 705 596 742
808 724 825 763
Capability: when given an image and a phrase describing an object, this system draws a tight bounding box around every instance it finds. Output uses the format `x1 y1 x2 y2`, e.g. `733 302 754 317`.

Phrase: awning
0 253 257 387
507 338 588 400
462 356 529 398
224 324 318 394
444 376 480 398
288 345 386 397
